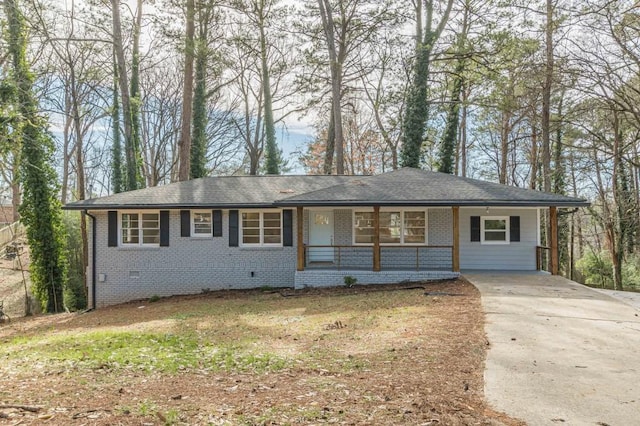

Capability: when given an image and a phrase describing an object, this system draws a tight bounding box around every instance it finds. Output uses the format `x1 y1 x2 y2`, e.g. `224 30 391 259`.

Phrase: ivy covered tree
4 0 67 312
401 0 454 168
111 53 124 194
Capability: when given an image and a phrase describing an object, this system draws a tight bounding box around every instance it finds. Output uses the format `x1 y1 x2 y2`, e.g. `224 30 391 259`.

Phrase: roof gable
276 168 588 207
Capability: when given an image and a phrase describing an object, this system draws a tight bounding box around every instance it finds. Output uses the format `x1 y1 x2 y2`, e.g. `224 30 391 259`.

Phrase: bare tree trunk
318 0 344 175
61 109 72 205
530 118 538 190
611 111 624 290
111 0 136 190
178 0 195 181
499 110 510 184
541 0 553 193
323 108 335 174
11 180 20 222
459 86 469 177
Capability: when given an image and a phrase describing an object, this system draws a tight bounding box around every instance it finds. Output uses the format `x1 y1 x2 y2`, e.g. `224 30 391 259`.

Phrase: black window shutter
213 210 222 237
160 210 170 246
229 210 239 247
108 211 118 247
283 210 293 246
470 216 481 242
180 210 190 237
510 216 520 242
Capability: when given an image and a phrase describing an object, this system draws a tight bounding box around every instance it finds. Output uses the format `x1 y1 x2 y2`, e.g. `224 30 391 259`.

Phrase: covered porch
293 205 562 279
296 206 461 273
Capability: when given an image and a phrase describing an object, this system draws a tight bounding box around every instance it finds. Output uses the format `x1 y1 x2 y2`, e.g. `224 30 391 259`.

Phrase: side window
192 211 212 237
481 216 509 244
120 212 160 246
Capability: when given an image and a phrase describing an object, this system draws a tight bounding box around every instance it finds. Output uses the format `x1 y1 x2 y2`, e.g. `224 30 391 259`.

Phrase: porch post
452 206 460 272
296 206 304 271
550 206 559 275
373 206 381 271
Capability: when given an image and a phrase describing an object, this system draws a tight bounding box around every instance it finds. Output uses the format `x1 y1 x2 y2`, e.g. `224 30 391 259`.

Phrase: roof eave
275 200 590 208
65 199 590 210
63 202 280 211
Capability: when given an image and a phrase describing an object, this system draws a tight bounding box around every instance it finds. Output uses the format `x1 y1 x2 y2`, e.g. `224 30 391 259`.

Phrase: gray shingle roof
276 168 588 207
64 168 588 210
64 175 357 210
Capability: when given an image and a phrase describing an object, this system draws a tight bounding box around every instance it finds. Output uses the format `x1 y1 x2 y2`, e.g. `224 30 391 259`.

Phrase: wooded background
1 0 639 311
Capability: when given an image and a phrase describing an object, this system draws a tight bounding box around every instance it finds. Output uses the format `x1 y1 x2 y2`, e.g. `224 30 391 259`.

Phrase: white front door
309 210 334 262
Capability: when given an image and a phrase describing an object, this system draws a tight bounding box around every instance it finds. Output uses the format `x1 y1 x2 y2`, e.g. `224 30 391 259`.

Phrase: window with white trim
354 212 375 244
481 216 509 244
241 211 282 246
121 212 159 245
354 210 426 245
192 211 212 237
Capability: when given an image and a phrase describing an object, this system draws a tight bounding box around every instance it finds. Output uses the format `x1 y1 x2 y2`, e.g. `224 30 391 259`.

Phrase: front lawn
0 280 521 425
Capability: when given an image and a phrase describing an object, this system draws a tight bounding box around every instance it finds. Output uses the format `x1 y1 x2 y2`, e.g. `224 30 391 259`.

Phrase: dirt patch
0 279 524 425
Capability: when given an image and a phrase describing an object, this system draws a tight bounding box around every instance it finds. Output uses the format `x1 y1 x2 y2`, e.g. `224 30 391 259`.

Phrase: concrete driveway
465 272 640 426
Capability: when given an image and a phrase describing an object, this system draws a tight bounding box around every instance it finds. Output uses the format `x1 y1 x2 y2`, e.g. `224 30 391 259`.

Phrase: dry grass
0 279 523 425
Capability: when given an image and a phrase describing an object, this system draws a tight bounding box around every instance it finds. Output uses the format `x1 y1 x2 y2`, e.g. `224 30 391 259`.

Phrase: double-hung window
241 211 282 246
121 212 159 246
481 216 509 243
354 210 426 245
192 211 212 237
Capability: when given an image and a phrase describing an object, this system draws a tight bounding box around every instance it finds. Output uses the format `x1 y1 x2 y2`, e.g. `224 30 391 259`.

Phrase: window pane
122 213 139 228
355 234 374 244
404 228 425 243
404 211 425 226
264 235 281 244
262 212 281 244
122 228 139 244
243 220 260 228
242 211 261 244
314 213 329 225
263 219 281 228
380 212 401 244
193 212 212 235
142 214 159 228
140 213 159 245
243 235 260 244
263 212 280 221
485 231 506 241
242 212 260 229
404 211 425 244
355 212 375 244
485 219 506 230
143 229 160 244
121 213 139 244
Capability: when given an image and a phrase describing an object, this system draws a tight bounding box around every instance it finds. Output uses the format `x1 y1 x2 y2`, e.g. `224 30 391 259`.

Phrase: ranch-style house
64 167 588 308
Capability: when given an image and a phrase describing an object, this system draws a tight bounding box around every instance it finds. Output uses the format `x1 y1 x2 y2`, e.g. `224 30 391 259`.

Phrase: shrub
344 276 357 287
576 250 613 288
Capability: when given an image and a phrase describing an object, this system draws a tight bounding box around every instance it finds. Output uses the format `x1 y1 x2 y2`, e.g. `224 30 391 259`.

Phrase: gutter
84 210 96 310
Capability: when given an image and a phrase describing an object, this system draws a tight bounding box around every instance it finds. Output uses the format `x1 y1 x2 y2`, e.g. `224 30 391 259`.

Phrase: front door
309 210 334 262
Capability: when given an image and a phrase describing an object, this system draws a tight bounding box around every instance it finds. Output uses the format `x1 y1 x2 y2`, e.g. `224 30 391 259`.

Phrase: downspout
84 210 97 310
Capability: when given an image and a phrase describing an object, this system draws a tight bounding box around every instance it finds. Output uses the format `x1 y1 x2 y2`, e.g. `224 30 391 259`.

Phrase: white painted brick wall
88 206 531 307
88 210 297 307
294 270 459 289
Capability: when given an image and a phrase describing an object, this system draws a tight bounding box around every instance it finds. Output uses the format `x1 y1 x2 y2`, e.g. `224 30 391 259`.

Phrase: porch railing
536 245 550 271
304 244 453 271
